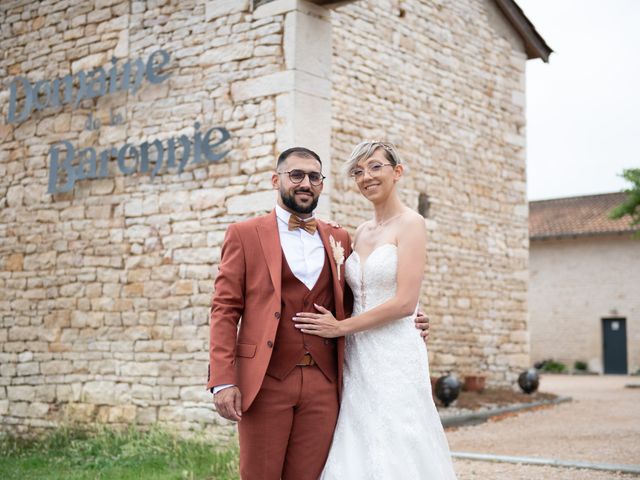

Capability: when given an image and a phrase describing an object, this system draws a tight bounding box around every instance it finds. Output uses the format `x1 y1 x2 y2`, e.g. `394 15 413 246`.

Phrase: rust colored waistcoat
265 252 338 382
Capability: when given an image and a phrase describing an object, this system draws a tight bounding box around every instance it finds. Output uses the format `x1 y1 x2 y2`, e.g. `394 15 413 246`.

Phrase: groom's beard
280 187 319 214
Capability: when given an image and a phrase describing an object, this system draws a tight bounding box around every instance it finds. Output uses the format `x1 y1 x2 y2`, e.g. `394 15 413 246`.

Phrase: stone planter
463 375 486 393
430 376 439 400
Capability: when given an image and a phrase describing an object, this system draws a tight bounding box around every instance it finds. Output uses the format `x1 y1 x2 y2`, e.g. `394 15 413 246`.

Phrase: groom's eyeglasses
349 162 394 179
278 170 326 186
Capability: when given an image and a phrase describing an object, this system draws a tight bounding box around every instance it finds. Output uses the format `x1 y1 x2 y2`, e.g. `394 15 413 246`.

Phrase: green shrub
573 360 588 371
541 360 567 373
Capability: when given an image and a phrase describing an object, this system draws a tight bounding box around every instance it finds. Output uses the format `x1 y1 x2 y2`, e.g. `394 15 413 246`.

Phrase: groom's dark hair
277 147 322 168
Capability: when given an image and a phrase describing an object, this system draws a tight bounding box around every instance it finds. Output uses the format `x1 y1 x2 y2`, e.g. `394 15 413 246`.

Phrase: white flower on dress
329 235 345 281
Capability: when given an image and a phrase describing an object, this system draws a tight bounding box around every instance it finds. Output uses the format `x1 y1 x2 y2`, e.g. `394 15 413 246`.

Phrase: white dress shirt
274 204 325 290
213 205 326 394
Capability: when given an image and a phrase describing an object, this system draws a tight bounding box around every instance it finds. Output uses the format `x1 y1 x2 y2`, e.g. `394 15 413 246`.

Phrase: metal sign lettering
8 50 171 124
3 49 232 194
48 123 230 193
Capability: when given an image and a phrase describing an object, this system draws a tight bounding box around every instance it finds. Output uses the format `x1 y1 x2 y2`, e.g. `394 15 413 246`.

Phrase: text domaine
7 50 171 124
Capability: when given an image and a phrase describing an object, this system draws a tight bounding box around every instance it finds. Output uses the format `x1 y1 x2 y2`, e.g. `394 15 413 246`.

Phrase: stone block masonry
329 0 530 385
1 0 532 436
1 0 284 435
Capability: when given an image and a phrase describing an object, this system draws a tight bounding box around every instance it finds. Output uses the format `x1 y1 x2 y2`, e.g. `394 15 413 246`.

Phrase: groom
207 147 429 479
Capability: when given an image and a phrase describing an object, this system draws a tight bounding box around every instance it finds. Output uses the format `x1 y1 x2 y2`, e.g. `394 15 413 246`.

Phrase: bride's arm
293 214 426 337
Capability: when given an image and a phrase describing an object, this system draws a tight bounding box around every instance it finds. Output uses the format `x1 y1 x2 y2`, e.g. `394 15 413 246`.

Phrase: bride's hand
293 304 344 338
319 218 342 228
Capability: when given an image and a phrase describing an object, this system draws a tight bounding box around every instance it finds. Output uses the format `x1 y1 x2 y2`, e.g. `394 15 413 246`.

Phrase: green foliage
609 168 640 238
0 424 239 480
540 360 567 373
573 360 588 371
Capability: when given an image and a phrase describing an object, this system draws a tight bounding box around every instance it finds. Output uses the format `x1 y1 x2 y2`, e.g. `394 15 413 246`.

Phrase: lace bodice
346 243 410 315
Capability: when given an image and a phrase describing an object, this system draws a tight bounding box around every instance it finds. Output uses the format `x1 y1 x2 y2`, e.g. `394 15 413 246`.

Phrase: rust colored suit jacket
207 210 353 412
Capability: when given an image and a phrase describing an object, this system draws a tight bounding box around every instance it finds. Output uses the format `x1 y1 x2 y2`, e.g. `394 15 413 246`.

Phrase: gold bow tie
288 215 317 235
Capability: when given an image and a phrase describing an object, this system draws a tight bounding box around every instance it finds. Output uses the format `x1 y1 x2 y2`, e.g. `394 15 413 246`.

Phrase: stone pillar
236 0 334 216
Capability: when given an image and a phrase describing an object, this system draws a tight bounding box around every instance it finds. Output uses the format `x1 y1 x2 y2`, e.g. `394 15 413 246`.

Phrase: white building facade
529 193 640 375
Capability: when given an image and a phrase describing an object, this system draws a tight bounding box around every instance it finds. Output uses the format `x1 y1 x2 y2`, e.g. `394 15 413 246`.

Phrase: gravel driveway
446 374 640 479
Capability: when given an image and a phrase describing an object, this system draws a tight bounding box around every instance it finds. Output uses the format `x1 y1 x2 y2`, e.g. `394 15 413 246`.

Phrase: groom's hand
415 310 430 343
214 386 243 421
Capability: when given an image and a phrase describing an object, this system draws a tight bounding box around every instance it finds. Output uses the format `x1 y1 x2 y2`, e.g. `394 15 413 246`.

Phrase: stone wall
330 0 530 384
0 0 284 434
1 0 533 436
529 235 640 374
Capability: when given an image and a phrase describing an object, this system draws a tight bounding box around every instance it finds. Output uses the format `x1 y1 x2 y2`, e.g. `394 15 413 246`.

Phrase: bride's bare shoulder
399 209 426 228
395 211 426 244
352 221 371 247
354 221 372 234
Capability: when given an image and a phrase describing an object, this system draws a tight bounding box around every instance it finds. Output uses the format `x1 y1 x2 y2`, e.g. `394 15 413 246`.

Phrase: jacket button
324 339 330 345
274 312 280 319
267 340 274 348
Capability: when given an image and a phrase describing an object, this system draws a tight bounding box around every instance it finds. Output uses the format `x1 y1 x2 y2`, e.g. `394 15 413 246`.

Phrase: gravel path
452 459 638 479
446 374 640 479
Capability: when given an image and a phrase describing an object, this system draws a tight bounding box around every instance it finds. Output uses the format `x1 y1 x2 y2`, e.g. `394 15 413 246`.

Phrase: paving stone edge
441 395 573 428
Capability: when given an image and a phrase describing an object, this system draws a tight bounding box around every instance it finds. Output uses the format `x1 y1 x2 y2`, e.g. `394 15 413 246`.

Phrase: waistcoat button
274 312 280 319
267 340 274 348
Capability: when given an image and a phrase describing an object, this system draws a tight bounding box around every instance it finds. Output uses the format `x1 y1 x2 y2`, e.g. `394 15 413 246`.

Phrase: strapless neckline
351 243 397 268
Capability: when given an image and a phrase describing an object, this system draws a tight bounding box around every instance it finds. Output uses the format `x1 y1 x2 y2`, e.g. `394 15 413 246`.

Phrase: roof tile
529 192 638 239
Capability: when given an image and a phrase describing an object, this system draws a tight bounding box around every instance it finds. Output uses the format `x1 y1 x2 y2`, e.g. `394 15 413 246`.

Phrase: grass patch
0 424 239 480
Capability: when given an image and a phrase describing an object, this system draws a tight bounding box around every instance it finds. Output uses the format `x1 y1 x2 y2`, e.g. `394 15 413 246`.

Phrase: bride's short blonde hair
344 141 403 174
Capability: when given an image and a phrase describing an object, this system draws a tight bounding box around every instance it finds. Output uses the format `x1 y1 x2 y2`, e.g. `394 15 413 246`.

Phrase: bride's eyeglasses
278 170 326 186
349 162 394 180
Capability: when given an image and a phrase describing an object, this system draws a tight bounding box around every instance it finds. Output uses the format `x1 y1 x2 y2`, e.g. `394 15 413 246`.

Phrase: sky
516 0 640 200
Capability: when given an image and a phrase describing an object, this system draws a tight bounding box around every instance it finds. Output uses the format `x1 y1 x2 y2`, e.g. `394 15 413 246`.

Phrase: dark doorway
602 318 628 374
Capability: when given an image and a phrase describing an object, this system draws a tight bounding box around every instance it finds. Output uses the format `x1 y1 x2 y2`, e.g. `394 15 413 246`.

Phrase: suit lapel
257 211 282 295
317 221 345 318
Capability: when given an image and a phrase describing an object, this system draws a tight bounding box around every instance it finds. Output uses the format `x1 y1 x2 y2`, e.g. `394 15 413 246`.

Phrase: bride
293 141 458 479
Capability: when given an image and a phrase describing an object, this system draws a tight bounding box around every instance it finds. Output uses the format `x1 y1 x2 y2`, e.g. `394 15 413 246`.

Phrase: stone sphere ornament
518 369 540 394
435 373 461 407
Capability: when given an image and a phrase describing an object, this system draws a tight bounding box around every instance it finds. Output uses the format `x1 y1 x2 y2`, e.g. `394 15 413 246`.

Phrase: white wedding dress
320 244 457 479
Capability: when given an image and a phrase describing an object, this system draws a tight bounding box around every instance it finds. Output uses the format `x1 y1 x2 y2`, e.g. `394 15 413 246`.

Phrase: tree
609 168 640 238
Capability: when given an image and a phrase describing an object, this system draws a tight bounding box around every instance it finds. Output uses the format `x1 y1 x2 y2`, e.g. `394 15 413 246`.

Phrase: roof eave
492 0 553 62
530 230 639 241
298 1 554 62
